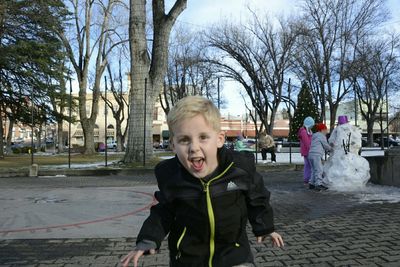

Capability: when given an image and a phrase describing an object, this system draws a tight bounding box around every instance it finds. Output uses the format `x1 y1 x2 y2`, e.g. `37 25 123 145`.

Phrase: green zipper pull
204 183 209 193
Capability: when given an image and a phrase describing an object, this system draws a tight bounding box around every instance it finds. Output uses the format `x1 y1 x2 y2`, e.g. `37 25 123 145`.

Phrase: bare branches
205 15 297 135
294 0 389 128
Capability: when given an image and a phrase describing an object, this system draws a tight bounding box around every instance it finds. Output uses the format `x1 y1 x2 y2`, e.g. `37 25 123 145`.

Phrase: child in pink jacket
298 117 315 184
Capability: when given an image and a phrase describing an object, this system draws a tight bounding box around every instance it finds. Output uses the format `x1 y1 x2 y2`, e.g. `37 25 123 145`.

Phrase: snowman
323 115 370 191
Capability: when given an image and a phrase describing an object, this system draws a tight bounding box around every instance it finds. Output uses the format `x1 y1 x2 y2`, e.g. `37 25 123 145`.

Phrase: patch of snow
361 149 385 157
42 160 119 169
352 184 400 203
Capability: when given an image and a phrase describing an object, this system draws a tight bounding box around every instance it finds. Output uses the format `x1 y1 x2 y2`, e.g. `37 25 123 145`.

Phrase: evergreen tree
289 81 320 141
0 0 69 157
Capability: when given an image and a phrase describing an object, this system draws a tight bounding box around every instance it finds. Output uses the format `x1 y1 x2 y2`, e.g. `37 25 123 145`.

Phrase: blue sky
176 0 400 29
168 0 400 116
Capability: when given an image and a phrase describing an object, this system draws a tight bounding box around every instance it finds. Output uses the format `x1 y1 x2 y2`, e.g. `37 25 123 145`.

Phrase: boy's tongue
191 158 204 171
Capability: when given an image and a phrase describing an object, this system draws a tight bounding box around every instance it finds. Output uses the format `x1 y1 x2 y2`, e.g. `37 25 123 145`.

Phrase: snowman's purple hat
338 115 349 125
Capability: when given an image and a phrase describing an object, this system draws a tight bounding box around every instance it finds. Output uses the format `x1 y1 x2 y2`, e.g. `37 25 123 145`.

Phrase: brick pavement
1 171 400 266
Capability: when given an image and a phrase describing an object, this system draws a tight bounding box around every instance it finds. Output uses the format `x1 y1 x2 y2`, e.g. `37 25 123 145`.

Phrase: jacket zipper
200 162 234 267
176 226 187 259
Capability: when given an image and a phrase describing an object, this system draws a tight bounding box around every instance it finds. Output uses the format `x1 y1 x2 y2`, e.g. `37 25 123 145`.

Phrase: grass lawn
0 151 175 169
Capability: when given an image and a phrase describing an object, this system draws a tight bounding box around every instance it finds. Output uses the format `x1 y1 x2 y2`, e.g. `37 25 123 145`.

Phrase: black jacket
137 147 275 267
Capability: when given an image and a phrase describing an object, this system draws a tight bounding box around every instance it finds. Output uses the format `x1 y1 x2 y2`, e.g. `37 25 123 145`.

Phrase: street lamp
217 77 220 109
31 86 34 165
386 80 389 147
104 75 108 167
68 78 72 168
143 78 147 167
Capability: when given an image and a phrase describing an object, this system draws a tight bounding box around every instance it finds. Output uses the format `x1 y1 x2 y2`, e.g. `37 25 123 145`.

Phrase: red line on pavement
0 190 157 235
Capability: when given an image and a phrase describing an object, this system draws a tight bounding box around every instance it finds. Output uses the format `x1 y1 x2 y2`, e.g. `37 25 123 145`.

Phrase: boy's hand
256 232 284 248
120 249 156 267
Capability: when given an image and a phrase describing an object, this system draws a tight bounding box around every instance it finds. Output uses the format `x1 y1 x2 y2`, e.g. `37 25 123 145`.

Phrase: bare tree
349 34 400 146
124 0 187 163
102 56 129 152
159 26 221 115
57 0 127 154
294 0 388 129
206 15 297 135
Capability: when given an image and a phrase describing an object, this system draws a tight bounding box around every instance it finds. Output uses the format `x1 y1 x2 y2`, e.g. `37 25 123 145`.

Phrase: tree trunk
81 118 95 153
124 0 150 162
36 125 42 151
268 107 278 136
366 118 375 147
116 119 124 152
57 121 64 153
124 0 187 163
329 104 339 131
78 76 97 154
0 108 4 159
6 118 13 154
124 80 154 162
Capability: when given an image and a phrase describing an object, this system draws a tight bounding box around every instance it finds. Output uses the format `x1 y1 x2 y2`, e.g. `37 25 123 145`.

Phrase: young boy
121 96 284 267
308 123 332 191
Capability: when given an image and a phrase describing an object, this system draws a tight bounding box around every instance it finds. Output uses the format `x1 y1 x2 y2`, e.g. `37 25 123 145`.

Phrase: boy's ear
217 131 225 148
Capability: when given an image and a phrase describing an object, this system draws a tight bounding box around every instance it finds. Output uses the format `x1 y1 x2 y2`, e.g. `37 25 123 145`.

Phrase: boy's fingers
133 251 144 267
121 251 135 266
149 249 156 255
273 236 284 248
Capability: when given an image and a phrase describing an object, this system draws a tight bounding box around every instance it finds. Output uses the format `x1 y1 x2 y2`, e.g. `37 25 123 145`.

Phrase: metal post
386 79 389 148
143 78 147 167
354 79 358 126
53 127 56 154
31 86 34 165
288 78 292 165
217 77 220 109
255 110 258 164
68 78 72 168
288 78 291 124
104 76 108 166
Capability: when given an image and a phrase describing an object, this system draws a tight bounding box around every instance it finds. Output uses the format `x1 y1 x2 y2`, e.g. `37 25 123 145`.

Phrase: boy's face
171 114 225 179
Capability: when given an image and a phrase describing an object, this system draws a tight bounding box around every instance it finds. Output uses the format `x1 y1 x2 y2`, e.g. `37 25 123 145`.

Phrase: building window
153 107 158 121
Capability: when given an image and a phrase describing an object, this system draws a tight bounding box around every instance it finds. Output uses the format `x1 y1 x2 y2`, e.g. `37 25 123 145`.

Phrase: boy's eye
178 137 190 144
200 135 209 140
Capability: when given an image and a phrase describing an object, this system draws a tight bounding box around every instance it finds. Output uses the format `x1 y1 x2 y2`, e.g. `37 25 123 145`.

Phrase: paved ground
1 170 400 266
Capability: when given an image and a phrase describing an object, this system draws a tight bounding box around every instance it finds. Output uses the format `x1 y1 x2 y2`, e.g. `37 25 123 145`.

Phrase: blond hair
167 96 221 138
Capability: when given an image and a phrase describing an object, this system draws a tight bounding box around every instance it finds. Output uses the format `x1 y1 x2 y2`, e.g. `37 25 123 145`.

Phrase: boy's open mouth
190 157 204 171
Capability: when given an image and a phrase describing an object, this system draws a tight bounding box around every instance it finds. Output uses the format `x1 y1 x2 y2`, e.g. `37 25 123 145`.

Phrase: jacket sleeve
328 128 337 145
242 153 275 236
320 135 332 152
136 190 174 249
297 128 303 141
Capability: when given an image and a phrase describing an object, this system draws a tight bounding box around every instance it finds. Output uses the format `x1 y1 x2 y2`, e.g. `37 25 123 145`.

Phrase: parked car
160 140 170 149
107 141 117 149
361 137 379 147
11 142 25 149
375 137 400 147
